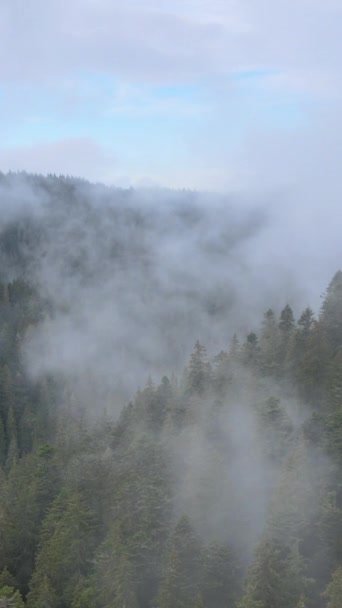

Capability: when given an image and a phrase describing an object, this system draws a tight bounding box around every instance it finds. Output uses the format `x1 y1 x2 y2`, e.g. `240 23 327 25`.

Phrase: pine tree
238 538 308 608
324 406 342 467
326 349 342 411
258 397 293 462
279 305 295 334
0 586 25 608
278 305 295 370
95 530 139 608
295 594 306 608
289 308 315 394
212 350 232 397
158 516 202 608
319 491 342 566
201 542 240 608
0 366 13 429
0 569 16 589
242 333 260 371
296 320 326 405
27 490 98 608
5 404 18 469
259 309 279 377
0 416 5 466
229 334 241 361
187 341 211 395
27 575 58 608
93 505 160 608
157 376 173 410
321 270 342 356
70 576 96 608
268 441 317 544
297 308 315 337
322 566 342 608
237 540 284 608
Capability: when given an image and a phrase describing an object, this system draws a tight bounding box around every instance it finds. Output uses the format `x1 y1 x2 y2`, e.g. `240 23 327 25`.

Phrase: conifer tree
279 305 295 335
94 528 139 608
187 341 211 395
296 320 326 405
0 366 13 425
259 309 279 377
5 404 18 469
0 569 16 589
242 333 259 371
323 566 342 608
229 334 241 361
326 349 342 411
0 586 25 608
237 540 284 608
0 416 5 466
158 516 202 608
201 542 240 608
278 305 295 370
318 490 342 567
321 270 342 356
212 350 232 397
27 490 98 608
258 397 293 462
288 308 315 393
297 308 315 337
295 594 306 608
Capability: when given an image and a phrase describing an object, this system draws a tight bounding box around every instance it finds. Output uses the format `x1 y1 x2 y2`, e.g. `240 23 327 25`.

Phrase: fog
0 172 337 409
0 171 335 558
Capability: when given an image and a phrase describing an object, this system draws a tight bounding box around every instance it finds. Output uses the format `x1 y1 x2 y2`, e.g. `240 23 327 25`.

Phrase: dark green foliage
93 522 140 608
212 350 232 397
258 397 293 462
294 319 327 405
321 271 342 356
0 207 341 608
27 489 99 608
158 516 202 608
0 585 25 607
319 492 342 566
237 540 285 608
322 566 342 608
279 305 295 335
187 341 212 395
278 305 295 373
324 406 342 466
0 569 16 589
201 542 241 608
288 308 316 397
0 416 5 466
259 309 279 377
238 538 308 608
0 447 60 594
5 403 18 469
326 350 342 411
298 307 315 336
242 332 260 370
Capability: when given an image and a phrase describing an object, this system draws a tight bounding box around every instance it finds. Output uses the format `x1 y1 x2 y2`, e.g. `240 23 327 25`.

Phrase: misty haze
0 2 342 608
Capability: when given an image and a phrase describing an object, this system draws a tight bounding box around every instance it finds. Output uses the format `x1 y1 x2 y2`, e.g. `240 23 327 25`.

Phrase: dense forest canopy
0 172 341 608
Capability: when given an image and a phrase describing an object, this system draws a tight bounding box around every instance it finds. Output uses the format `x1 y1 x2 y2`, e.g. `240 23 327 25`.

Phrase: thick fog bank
0 172 339 406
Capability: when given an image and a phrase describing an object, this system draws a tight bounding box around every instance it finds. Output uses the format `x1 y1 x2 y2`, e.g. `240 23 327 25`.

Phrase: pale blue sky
0 0 341 189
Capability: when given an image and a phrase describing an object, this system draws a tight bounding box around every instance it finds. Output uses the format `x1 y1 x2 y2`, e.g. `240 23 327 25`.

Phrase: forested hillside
0 173 341 608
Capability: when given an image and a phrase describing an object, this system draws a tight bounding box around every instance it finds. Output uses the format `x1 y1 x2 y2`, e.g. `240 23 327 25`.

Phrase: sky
1 0 342 190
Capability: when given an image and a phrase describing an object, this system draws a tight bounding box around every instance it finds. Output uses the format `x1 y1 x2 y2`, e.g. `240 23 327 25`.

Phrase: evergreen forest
0 173 341 608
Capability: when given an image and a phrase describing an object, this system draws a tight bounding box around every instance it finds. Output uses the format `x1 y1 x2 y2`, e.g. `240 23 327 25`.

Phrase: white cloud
0 0 340 96
1 0 342 195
